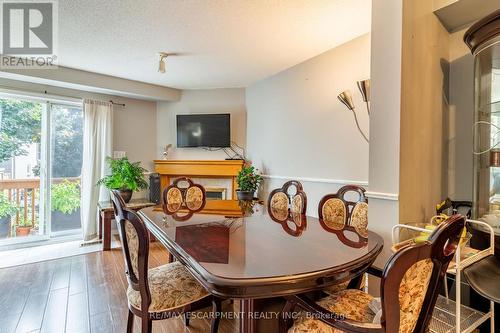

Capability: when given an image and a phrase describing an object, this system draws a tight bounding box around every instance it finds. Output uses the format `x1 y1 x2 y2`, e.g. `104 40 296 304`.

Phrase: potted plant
236 166 263 200
97 157 148 203
16 214 33 237
0 194 17 239
51 180 81 232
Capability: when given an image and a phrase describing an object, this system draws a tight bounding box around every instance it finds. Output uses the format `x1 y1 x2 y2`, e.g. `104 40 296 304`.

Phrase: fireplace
205 187 227 200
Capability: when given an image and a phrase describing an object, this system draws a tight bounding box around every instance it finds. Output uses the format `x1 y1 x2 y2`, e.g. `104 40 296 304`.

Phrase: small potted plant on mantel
236 166 263 200
97 157 148 203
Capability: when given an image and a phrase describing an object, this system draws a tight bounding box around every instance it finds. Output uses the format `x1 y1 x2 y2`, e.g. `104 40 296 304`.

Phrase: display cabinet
466 10 500 229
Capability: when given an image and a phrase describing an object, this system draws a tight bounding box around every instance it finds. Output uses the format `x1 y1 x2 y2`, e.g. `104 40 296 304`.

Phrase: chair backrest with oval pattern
110 190 152 312
162 177 206 214
380 214 465 333
318 185 367 235
267 180 307 215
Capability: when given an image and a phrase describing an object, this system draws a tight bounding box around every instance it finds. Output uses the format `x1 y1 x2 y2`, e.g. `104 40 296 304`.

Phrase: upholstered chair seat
286 255 438 333
288 289 375 333
127 261 209 313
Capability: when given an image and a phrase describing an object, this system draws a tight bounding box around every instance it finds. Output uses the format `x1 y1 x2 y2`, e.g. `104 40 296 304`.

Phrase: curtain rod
109 100 126 107
0 85 127 108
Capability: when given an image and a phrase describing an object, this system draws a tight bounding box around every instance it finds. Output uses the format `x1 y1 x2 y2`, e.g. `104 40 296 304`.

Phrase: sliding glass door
0 95 83 246
50 104 83 236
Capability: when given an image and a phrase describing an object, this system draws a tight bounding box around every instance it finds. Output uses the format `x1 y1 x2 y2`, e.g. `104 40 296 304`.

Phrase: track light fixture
158 52 170 73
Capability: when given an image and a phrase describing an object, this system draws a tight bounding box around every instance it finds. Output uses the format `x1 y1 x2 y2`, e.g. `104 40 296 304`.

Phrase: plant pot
118 189 133 203
51 209 81 232
236 190 254 201
0 216 11 239
16 226 32 237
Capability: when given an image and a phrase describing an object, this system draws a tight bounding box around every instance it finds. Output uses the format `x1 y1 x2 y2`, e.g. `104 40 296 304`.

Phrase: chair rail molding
364 191 399 201
260 174 369 187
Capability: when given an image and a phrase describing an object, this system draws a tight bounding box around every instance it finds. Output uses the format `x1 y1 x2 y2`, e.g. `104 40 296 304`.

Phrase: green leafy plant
0 194 17 219
51 180 81 214
236 166 263 192
17 214 34 227
96 157 148 191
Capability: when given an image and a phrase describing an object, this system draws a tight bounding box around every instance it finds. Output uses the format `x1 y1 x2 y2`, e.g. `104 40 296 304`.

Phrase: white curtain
81 99 113 241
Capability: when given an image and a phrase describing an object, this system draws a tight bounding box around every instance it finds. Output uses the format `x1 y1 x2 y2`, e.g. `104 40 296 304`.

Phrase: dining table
138 200 384 333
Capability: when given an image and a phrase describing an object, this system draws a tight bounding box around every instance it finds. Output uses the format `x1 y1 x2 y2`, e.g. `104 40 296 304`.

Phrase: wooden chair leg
184 312 190 326
127 310 134 333
279 299 296 333
141 317 152 333
210 298 222 333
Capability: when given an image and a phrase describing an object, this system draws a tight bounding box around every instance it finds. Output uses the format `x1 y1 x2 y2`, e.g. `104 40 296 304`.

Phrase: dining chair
162 177 206 213
318 185 367 232
110 190 221 333
268 180 307 215
280 214 465 333
318 185 368 294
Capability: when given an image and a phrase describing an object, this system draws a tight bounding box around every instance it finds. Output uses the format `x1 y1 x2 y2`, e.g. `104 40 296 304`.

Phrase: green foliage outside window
0 194 18 219
51 180 81 214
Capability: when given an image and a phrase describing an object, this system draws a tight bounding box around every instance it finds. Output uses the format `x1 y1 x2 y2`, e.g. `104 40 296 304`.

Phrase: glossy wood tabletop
139 200 384 300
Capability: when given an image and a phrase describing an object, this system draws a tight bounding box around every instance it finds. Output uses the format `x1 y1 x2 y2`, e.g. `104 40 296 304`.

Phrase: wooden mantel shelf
154 159 244 199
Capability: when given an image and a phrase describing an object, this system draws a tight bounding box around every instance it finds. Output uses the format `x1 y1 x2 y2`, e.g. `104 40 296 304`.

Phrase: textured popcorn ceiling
58 0 371 89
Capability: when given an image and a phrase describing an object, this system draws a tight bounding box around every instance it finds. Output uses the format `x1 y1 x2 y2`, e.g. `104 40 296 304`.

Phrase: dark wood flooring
0 241 239 333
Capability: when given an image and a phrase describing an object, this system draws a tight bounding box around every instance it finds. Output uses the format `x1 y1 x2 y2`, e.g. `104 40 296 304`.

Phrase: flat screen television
176 114 230 148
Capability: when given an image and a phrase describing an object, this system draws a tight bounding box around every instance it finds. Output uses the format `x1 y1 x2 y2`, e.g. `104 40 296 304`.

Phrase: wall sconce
337 79 370 143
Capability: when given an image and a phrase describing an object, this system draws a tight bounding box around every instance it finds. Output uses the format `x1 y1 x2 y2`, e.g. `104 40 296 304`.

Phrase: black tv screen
176 114 230 148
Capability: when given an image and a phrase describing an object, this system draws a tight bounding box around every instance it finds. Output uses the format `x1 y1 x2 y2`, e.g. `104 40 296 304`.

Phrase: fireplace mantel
153 159 244 199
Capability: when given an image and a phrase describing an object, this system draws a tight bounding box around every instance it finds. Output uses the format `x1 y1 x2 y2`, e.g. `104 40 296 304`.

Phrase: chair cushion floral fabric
322 274 366 296
271 207 289 221
289 259 434 333
127 261 209 313
398 258 434 333
186 186 204 210
124 220 139 278
292 195 303 214
321 198 346 228
350 202 368 237
288 289 375 333
271 192 289 211
165 187 182 212
321 281 350 296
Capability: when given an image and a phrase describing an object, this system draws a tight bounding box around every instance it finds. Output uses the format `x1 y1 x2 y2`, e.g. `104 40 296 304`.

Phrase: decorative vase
236 190 254 201
118 189 133 203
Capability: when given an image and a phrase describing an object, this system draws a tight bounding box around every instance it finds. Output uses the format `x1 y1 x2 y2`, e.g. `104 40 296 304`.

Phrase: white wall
245 33 371 217
368 0 402 266
156 88 246 160
448 27 474 201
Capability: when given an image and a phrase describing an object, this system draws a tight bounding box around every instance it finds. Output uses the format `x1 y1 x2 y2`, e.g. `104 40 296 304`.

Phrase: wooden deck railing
0 177 80 226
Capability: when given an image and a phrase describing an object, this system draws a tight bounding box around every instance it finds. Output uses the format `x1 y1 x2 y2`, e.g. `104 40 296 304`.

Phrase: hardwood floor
0 241 239 333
